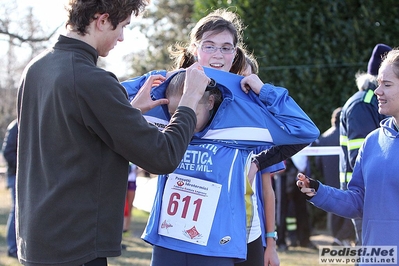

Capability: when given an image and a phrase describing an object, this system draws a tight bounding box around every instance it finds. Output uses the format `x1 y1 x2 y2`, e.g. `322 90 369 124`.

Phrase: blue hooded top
121 67 319 148
310 117 399 266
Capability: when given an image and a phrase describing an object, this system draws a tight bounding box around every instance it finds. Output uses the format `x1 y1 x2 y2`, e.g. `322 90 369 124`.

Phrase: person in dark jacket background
313 107 356 246
2 119 18 258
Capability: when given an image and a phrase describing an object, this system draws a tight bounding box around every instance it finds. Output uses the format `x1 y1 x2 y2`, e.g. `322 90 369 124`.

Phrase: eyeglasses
198 43 236 54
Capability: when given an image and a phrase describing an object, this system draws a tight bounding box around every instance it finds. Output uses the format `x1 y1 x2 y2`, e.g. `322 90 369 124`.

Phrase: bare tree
124 0 194 78
0 1 59 139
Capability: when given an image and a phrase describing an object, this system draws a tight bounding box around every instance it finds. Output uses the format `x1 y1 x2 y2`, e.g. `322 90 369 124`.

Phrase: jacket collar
55 35 98 65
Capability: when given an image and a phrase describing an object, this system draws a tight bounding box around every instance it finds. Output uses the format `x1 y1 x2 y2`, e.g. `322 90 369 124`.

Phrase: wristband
266 231 278 241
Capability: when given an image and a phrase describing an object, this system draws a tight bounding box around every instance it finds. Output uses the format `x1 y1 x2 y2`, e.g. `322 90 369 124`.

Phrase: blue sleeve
257 83 320 141
121 70 167 102
260 162 285 174
309 178 364 219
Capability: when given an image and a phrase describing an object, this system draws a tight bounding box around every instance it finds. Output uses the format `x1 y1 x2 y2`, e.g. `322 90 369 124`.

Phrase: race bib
158 173 222 246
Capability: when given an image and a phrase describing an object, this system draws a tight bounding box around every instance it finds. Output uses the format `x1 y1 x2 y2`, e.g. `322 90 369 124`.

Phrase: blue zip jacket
121 68 319 259
121 67 319 147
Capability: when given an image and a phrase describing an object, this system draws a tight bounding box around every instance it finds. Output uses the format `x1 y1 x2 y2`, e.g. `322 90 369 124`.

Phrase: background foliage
0 1 57 138
126 0 195 75
194 0 399 132
3 1 399 137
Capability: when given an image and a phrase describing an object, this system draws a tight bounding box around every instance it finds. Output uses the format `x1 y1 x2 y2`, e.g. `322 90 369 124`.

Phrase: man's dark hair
65 0 148 35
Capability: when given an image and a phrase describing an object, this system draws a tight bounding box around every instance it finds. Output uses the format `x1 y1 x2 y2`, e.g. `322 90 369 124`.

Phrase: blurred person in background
123 163 138 233
2 119 18 258
313 107 356 246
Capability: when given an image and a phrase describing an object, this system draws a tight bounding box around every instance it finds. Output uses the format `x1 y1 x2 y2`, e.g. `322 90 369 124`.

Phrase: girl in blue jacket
139 69 316 266
297 49 399 266
122 9 319 266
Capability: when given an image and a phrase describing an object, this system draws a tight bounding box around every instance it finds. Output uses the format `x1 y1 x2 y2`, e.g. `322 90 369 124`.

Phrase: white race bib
158 173 222 246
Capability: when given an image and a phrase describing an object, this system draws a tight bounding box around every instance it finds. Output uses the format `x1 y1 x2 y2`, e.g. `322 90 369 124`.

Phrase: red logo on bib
185 226 201 239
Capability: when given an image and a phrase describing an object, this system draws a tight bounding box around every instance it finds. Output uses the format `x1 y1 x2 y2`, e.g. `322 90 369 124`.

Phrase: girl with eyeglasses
122 8 318 266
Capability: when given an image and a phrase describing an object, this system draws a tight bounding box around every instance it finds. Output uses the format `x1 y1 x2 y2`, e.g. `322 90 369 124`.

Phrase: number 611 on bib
158 173 222 246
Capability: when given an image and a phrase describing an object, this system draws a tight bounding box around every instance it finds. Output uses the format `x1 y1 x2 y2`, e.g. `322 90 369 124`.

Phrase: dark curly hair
65 0 148 35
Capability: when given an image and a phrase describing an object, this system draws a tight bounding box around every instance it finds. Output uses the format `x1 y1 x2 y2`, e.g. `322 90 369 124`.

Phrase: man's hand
178 63 210 110
130 75 168 114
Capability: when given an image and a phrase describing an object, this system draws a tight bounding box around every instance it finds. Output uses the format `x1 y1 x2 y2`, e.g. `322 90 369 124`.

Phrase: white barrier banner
296 146 343 156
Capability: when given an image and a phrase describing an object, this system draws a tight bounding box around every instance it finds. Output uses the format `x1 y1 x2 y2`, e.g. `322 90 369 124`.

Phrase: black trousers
82 258 107 266
235 236 264 266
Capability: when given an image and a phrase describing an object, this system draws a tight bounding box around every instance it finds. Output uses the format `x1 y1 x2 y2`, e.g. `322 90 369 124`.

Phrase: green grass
0 181 349 266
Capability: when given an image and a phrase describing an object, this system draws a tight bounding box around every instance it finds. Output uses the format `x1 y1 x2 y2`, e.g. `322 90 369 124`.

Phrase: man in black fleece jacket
16 1 209 265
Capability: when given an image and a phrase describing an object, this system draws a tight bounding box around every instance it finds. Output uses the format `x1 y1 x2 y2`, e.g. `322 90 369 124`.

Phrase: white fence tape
134 146 343 212
296 146 342 156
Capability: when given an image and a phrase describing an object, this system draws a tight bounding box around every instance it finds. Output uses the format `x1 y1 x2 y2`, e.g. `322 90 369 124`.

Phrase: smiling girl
122 9 318 266
297 49 399 266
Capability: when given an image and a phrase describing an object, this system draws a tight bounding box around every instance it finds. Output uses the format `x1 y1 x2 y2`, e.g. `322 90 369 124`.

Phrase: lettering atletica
177 144 218 173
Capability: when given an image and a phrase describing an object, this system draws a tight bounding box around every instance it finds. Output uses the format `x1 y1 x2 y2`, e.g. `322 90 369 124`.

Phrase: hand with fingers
178 63 210 110
296 173 319 197
240 74 264 95
130 75 169 114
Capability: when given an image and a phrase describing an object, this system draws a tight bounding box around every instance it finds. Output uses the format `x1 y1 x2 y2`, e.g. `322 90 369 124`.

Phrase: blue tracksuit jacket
122 67 319 147
121 68 319 259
